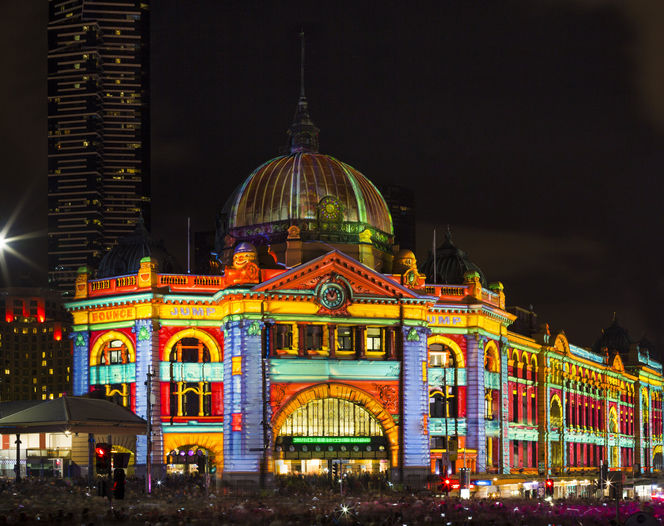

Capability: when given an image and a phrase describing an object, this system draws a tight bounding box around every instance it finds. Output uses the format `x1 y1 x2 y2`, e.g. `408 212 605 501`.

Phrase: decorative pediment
553 332 569 355
612 353 625 372
252 250 423 301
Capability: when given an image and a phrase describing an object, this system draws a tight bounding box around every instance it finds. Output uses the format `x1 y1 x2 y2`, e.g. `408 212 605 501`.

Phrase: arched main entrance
165 445 215 476
272 383 397 476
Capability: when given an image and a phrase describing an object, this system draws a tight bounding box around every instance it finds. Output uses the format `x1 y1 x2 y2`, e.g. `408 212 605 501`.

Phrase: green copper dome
227 152 393 237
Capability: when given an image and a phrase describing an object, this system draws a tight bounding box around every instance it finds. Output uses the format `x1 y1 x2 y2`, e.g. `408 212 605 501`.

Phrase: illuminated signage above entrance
427 314 464 326
292 437 371 444
90 307 135 324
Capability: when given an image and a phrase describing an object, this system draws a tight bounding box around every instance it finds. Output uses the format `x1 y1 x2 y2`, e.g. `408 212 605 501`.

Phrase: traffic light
113 468 126 500
441 477 451 494
95 443 112 475
332 462 339 479
545 478 554 497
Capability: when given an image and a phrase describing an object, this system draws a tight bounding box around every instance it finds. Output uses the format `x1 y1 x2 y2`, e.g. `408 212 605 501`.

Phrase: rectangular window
513 440 519 467
430 436 446 449
305 325 323 350
522 391 528 424
485 389 493 419
531 395 537 426
337 326 353 351
366 328 382 351
446 386 457 418
429 352 446 367
275 324 293 350
512 390 519 423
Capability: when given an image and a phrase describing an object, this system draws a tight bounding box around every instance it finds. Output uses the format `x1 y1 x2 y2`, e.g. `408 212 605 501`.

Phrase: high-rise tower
47 0 150 294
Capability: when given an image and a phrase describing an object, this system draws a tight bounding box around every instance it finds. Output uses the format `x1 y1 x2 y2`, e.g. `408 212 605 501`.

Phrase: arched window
170 382 212 417
100 339 130 365
609 408 619 434
550 397 562 427
106 384 131 408
430 392 445 418
279 397 384 437
430 388 457 418
429 343 456 368
169 337 211 363
521 353 530 380
484 344 499 372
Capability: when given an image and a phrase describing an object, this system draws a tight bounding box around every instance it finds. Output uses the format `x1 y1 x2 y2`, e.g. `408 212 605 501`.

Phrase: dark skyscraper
47 0 150 294
380 185 416 254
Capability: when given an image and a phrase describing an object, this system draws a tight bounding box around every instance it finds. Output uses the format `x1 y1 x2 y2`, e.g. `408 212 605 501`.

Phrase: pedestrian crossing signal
545 479 554 497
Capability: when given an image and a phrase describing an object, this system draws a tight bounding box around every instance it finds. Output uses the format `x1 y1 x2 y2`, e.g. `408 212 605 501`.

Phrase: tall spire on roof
287 31 320 154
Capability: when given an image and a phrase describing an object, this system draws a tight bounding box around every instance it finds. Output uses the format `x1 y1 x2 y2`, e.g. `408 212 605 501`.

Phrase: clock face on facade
318 195 343 222
319 282 345 310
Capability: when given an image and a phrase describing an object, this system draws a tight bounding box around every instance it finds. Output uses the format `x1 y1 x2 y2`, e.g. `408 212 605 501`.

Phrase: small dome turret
98 220 180 278
420 228 487 286
591 314 632 356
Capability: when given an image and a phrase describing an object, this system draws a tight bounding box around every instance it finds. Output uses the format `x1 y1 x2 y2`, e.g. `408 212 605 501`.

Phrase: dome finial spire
287 30 320 154
299 29 306 99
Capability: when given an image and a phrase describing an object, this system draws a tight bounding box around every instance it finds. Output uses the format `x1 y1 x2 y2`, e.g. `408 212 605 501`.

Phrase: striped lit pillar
134 319 161 468
223 319 266 482
71 330 89 396
498 336 510 474
400 325 430 484
465 333 486 472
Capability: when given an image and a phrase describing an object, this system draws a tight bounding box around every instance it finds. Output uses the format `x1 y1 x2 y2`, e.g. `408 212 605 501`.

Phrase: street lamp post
14 434 21 482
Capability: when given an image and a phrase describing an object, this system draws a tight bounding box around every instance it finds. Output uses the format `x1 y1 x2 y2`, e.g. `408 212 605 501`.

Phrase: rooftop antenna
187 216 191 274
299 30 306 99
433 227 437 285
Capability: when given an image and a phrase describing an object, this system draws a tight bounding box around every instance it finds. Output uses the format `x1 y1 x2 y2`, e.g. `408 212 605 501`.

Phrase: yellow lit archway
549 394 562 427
163 432 224 473
90 331 136 366
272 383 399 467
653 445 663 471
484 341 499 372
609 406 619 433
162 328 222 362
428 335 465 368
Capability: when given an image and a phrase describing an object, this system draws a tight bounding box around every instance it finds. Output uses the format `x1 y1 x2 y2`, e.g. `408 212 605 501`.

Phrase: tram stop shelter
0 396 146 480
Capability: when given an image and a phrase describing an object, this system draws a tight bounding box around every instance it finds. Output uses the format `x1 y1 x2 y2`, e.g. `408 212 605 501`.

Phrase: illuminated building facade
65 89 663 484
48 0 151 293
0 288 72 402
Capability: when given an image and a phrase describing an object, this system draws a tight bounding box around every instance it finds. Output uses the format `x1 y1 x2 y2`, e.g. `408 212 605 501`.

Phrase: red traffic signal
95 443 112 475
545 478 554 496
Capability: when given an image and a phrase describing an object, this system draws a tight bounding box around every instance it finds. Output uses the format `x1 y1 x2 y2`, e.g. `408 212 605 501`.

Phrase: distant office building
0 288 72 402
47 0 151 294
194 230 215 275
380 185 415 253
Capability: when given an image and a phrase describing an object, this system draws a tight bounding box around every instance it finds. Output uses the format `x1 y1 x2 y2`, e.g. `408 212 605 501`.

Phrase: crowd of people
0 475 661 525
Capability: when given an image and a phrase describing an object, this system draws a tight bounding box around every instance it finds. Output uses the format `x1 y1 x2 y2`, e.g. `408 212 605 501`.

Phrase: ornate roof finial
299 29 306 99
443 224 453 246
287 31 320 154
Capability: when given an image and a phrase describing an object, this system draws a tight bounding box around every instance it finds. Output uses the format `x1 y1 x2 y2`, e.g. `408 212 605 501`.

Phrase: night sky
1 1 663 353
